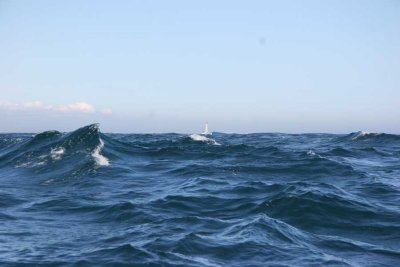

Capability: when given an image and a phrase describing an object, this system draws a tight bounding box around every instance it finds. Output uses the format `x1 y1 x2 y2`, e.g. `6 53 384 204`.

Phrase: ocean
1 124 399 266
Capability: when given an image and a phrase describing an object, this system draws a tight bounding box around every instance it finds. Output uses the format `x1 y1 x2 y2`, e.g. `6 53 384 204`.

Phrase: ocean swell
0 126 400 266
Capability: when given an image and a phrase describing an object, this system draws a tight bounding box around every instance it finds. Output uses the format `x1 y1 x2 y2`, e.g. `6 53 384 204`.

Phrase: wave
50 147 65 160
0 124 110 171
1 127 400 265
346 131 400 142
189 134 220 145
351 131 372 140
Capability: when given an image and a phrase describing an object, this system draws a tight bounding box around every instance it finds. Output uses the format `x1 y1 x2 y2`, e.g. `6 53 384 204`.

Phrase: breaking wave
346 131 400 142
92 138 109 166
0 124 110 172
189 133 221 145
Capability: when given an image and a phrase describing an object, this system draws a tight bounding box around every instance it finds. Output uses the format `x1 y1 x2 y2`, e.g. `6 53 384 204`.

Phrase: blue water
1 124 400 266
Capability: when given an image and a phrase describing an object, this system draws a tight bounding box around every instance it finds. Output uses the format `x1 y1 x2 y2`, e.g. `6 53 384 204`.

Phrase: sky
0 0 399 133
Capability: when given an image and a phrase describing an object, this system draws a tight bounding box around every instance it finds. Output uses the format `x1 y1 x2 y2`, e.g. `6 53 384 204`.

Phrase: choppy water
1 124 400 266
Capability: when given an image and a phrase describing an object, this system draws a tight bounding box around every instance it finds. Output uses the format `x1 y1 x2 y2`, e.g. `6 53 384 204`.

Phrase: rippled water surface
1 125 400 266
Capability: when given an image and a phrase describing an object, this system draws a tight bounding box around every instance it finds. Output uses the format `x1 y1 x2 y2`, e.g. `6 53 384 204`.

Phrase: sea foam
189 134 220 145
51 147 65 160
92 138 110 166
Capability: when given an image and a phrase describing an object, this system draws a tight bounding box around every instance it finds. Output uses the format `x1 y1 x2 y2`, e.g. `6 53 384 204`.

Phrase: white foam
189 134 220 145
190 134 209 142
51 147 65 160
306 149 324 159
15 162 30 168
14 138 23 143
15 158 47 168
92 138 110 166
172 252 222 267
351 131 370 140
307 150 316 156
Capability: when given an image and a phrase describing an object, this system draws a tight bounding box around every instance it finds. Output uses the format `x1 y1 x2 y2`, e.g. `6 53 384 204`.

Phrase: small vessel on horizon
202 122 211 136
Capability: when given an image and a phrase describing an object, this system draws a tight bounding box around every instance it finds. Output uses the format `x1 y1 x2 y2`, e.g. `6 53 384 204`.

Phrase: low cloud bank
0 101 112 114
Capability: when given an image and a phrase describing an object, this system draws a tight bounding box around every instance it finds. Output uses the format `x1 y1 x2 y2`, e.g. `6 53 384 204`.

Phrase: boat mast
204 122 209 134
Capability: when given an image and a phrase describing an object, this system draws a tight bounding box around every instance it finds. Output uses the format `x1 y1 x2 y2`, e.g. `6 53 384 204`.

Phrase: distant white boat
202 122 211 136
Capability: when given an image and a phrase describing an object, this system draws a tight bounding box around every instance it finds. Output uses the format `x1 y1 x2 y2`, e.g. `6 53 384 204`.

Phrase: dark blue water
1 124 400 266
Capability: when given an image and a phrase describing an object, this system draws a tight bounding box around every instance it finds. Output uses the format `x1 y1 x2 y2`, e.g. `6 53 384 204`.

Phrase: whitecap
51 147 65 160
189 134 220 145
307 150 316 156
15 158 47 168
92 138 110 166
306 149 324 159
351 131 370 140
351 131 384 140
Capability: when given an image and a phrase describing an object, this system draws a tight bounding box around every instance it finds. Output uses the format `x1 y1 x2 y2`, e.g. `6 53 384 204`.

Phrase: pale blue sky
0 0 399 133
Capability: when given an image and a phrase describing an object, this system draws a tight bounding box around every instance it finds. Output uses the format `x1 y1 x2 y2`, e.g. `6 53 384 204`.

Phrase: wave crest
189 134 220 145
0 124 110 171
343 131 400 142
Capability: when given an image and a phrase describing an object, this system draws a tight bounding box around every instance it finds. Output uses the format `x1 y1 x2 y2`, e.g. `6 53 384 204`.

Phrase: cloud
22 101 44 109
55 102 96 113
0 101 43 110
100 108 113 114
0 101 112 114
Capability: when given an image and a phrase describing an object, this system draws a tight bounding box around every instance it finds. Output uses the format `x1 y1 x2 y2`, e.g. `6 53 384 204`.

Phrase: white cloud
55 102 96 113
0 101 112 114
100 108 113 114
0 101 43 110
22 101 44 109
